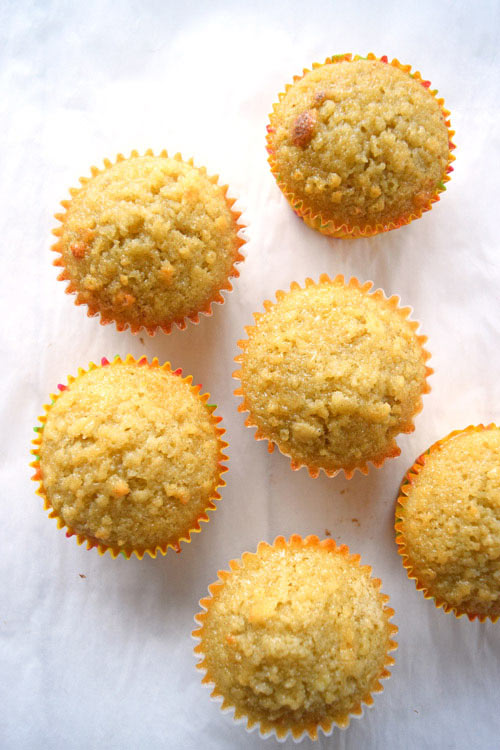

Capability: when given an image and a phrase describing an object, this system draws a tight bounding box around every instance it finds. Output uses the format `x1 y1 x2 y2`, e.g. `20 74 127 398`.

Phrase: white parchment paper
1 1 500 748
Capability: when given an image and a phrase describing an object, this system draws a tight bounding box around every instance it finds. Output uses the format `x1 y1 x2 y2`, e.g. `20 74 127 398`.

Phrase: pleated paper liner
30 354 228 559
51 149 246 335
395 423 500 623
193 534 398 742
267 53 456 239
233 274 433 479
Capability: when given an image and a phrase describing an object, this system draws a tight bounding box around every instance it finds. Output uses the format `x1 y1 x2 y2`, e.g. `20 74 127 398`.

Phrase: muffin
267 53 455 238
395 424 500 621
31 356 228 558
52 151 245 334
234 275 431 478
193 535 397 741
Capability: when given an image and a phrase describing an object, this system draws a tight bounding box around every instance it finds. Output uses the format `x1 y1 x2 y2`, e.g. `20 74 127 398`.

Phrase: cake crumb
159 262 175 285
324 529 331 536
112 479 130 497
291 109 317 148
114 291 136 308
70 242 87 259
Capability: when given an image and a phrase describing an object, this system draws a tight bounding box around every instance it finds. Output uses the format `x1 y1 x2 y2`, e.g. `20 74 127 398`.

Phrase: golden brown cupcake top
55 153 243 332
236 277 430 477
268 58 450 230
397 426 500 619
195 537 396 738
38 360 225 553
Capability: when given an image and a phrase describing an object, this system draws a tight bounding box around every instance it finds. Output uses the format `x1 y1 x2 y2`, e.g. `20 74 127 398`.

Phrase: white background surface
1 1 500 748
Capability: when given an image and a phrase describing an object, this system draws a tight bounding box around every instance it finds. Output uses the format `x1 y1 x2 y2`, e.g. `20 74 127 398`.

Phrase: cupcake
30 356 228 558
267 53 455 238
52 151 245 334
395 424 500 622
234 275 431 478
193 535 397 741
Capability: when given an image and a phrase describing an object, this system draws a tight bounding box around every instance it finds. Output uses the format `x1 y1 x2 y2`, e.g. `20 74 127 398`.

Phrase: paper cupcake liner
51 149 246 335
395 423 499 623
30 354 228 559
193 534 398 742
267 53 456 239
233 274 432 479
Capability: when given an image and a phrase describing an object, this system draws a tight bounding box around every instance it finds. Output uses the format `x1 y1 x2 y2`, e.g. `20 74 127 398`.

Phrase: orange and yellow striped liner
51 149 246 335
395 423 499 623
30 354 228 559
193 534 398 741
267 53 456 239
233 274 432 479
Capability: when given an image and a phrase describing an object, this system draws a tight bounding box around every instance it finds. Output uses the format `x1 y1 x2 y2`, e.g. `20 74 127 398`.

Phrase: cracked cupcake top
39 362 223 551
398 427 500 618
57 154 242 330
197 539 394 736
237 278 429 475
268 58 450 230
